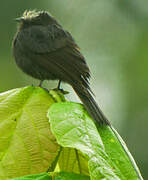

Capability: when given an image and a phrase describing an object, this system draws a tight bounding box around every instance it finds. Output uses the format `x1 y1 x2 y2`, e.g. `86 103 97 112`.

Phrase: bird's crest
22 10 49 20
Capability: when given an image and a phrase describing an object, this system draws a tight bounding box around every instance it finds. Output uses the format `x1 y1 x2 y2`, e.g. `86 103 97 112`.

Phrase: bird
12 10 110 126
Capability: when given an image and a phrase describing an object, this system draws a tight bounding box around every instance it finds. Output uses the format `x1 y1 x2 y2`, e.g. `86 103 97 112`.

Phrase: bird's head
15 10 57 28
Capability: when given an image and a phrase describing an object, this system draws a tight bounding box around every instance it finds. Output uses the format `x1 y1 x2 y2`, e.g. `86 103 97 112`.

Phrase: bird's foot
53 87 69 95
37 80 49 92
38 80 43 87
57 80 61 90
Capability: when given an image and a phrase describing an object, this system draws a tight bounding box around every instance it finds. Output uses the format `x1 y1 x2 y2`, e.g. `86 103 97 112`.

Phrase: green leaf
0 86 60 180
52 171 90 180
11 172 51 180
12 172 90 180
48 102 143 180
55 147 89 176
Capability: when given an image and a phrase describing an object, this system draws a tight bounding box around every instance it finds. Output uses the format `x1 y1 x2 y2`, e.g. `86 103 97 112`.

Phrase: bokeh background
0 0 147 178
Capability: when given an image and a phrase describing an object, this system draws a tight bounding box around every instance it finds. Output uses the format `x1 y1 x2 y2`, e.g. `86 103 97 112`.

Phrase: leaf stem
75 149 82 174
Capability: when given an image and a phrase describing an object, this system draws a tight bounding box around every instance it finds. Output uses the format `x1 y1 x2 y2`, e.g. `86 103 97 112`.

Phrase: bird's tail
72 85 110 126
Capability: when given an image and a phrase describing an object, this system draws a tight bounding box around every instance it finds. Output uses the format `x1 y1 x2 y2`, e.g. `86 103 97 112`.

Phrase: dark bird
12 10 110 126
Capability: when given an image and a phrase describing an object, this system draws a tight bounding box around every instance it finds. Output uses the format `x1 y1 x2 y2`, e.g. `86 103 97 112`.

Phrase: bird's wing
18 24 90 86
19 24 77 53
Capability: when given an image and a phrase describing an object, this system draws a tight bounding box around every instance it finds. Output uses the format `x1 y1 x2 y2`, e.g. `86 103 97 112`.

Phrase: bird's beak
15 17 24 22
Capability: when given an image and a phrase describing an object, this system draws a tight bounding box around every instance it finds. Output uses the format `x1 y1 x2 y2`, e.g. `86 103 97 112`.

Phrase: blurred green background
0 0 147 178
